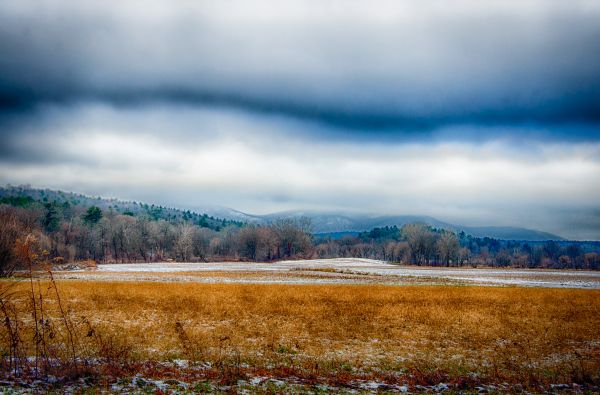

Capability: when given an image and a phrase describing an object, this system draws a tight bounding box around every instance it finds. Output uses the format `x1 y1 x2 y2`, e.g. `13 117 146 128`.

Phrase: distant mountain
459 226 562 241
194 205 264 224
202 208 564 241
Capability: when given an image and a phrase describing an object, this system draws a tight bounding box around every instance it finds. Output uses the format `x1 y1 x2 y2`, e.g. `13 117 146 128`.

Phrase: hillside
0 185 243 231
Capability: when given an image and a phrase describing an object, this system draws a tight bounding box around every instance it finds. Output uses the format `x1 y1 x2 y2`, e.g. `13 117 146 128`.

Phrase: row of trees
0 203 314 274
314 225 600 269
1 201 599 275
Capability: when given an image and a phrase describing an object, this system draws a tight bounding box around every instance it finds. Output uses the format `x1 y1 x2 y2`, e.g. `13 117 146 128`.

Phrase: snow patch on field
89 258 600 289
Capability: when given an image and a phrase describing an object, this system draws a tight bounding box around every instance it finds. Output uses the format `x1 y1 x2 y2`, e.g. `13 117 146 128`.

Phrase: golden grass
4 281 600 386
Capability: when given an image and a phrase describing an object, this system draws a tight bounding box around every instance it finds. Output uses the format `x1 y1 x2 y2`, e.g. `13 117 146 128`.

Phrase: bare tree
192 228 214 261
271 218 313 259
402 224 437 265
0 206 23 276
436 231 460 266
174 224 195 261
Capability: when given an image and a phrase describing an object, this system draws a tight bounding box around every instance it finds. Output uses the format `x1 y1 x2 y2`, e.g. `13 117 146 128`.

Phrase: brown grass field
1 278 600 393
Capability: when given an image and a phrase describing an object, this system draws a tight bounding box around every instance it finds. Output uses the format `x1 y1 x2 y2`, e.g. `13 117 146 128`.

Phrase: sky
1 0 600 239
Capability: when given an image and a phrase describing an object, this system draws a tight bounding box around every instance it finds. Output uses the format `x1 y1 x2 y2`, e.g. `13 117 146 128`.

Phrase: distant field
55 258 600 288
2 279 599 393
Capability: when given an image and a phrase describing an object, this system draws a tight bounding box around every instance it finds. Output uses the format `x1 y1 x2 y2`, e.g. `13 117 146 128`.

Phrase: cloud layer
1 0 600 131
1 103 600 239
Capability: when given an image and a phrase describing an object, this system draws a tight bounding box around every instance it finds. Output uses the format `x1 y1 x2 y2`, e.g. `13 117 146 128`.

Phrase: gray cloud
1 0 600 133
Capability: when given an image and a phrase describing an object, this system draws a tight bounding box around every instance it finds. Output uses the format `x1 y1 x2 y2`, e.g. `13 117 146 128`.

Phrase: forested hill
0 185 243 231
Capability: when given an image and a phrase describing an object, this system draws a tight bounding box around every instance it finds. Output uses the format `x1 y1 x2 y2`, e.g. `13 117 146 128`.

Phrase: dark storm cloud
1 0 600 136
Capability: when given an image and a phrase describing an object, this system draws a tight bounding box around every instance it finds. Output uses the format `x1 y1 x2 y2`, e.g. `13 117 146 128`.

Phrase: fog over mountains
198 207 563 241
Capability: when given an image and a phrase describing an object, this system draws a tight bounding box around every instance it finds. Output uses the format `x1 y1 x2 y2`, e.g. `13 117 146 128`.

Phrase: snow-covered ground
96 258 383 272
89 258 600 289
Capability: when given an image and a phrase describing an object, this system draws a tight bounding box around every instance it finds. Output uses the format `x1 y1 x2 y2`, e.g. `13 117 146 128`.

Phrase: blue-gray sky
1 0 600 239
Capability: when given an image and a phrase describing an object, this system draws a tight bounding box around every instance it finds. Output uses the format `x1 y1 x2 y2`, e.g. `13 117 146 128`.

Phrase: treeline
315 225 600 270
0 201 313 275
1 199 599 275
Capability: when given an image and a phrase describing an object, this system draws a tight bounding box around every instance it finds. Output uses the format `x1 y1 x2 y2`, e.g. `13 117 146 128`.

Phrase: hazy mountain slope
252 210 564 241
460 226 563 241
193 205 264 224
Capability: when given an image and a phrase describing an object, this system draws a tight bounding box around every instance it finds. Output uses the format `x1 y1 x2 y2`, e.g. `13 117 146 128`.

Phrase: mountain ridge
198 208 564 241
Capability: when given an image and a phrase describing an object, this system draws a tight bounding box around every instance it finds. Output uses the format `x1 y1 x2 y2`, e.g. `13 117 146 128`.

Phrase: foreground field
1 279 599 393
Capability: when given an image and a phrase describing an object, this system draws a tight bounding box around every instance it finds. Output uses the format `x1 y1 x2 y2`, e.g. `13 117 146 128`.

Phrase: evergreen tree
83 206 103 225
43 202 60 232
